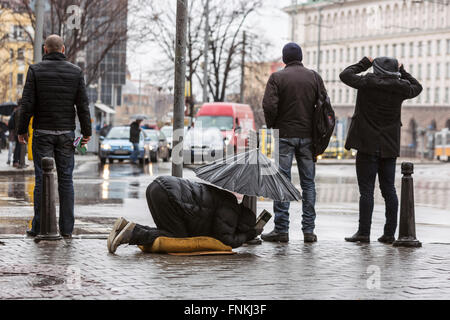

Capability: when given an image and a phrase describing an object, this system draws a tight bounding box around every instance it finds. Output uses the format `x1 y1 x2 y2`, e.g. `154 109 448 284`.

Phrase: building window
409 42 414 58
445 88 449 103
427 40 432 56
17 73 24 86
346 48 350 62
436 40 441 55
436 63 441 79
401 43 405 58
447 39 450 55
427 64 431 79
384 44 389 56
392 44 397 57
418 64 422 79
17 48 24 60
426 88 431 103
435 87 440 104
332 49 336 63
409 64 414 75
376 45 381 57
345 88 349 103
418 41 423 57
10 49 14 60
447 62 450 79
340 48 343 63
354 47 358 60
361 46 365 57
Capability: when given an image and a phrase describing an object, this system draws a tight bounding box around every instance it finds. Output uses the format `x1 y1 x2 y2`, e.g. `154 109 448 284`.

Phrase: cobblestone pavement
0 238 449 300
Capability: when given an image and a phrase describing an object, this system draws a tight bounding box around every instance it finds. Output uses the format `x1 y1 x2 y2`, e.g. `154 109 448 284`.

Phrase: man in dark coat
340 56 422 244
17 35 92 237
107 176 258 253
261 42 327 243
129 119 142 164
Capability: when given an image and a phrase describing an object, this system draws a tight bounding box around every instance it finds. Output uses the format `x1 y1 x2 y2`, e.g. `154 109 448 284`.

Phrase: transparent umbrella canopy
194 149 301 202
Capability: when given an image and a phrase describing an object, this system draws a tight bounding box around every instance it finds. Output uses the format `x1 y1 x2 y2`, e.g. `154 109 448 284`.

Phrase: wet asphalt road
0 158 449 243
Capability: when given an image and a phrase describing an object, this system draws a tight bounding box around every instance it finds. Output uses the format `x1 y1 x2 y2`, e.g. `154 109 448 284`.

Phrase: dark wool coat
262 61 326 139
340 57 422 158
18 52 92 137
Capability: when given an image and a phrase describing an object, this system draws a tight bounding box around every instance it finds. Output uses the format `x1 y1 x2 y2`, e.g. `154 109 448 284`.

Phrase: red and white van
194 102 256 153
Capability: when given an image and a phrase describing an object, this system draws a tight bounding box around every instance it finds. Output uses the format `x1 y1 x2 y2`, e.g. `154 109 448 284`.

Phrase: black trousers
356 152 399 237
129 181 188 246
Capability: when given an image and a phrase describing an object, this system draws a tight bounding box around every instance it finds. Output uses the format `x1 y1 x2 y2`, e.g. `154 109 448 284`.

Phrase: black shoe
378 235 395 244
26 230 37 237
345 232 370 243
61 234 72 239
245 236 263 245
304 233 317 243
261 230 289 243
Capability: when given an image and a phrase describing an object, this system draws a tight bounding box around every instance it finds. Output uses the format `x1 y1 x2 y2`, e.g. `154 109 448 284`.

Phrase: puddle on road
0 162 449 211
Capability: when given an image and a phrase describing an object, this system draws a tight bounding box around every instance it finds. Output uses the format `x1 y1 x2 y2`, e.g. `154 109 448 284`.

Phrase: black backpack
312 72 335 162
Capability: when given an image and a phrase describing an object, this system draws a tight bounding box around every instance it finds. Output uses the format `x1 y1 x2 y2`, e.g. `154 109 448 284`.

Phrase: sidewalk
0 150 99 175
0 237 449 300
1 198 449 300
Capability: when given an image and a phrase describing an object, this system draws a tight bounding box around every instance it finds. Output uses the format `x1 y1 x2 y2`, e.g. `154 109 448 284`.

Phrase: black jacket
263 61 326 138
154 176 256 248
18 52 92 137
129 121 141 143
340 57 422 158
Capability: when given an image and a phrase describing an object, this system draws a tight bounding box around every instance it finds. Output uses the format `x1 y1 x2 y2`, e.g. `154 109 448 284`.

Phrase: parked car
195 102 256 154
143 129 170 162
99 126 150 165
160 126 189 157
183 127 225 164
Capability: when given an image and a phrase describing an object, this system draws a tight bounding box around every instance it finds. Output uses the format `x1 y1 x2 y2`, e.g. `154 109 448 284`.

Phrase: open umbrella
130 114 150 120
194 149 301 202
0 102 18 116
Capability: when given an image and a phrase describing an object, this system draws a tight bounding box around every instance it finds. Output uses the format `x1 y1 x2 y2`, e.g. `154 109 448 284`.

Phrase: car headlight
101 144 111 150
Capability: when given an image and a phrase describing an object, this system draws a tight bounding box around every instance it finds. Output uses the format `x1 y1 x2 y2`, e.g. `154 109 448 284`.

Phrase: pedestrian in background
18 34 92 238
261 42 327 243
7 105 20 167
340 56 422 244
129 118 143 164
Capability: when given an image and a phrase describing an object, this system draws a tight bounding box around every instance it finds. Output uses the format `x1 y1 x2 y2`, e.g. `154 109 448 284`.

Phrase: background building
0 2 33 103
285 0 450 155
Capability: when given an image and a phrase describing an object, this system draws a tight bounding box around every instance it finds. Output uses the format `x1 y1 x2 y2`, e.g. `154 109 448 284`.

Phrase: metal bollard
34 157 62 243
393 162 422 248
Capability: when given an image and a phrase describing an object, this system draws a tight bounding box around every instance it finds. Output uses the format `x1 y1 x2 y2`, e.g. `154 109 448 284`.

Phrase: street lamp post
33 0 45 63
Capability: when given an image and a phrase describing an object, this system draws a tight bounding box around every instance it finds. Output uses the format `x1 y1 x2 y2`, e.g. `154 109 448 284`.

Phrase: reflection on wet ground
0 161 449 212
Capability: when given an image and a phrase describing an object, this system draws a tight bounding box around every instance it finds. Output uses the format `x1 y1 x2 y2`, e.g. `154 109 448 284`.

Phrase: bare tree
13 0 129 86
136 0 267 105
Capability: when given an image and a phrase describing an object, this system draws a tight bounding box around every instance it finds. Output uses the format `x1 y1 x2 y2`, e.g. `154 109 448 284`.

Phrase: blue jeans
356 152 398 237
31 131 75 235
274 137 316 234
130 143 139 163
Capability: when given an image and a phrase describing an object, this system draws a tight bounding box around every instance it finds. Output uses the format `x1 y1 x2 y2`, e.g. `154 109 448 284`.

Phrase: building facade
0 2 34 103
285 0 450 151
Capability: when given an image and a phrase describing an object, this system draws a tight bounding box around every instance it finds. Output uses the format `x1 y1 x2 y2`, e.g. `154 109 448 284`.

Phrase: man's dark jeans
356 152 399 237
31 131 75 235
274 137 316 234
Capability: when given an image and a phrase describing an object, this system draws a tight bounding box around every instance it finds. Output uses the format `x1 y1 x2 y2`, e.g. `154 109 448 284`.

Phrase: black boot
345 232 370 243
303 233 317 243
378 235 395 244
261 229 289 243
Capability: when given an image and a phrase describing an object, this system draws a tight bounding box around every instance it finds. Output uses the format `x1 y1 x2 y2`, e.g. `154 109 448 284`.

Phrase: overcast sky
127 0 293 83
